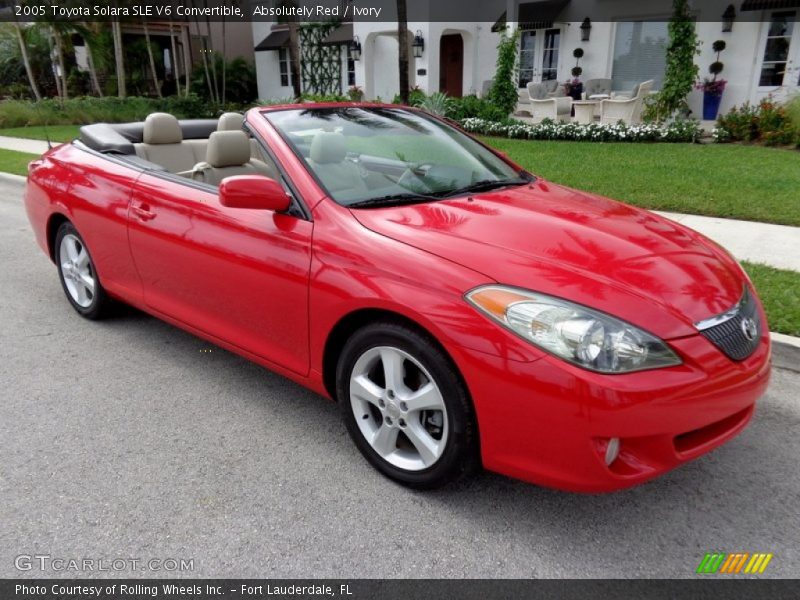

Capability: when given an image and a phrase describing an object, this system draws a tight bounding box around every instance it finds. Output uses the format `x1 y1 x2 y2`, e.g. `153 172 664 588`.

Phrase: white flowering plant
459 117 702 143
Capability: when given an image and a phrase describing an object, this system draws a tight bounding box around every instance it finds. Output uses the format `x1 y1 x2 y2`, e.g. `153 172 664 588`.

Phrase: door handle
132 203 156 221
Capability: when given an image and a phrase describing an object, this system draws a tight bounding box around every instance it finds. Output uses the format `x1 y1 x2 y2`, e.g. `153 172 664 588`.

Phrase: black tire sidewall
55 222 108 320
336 322 478 489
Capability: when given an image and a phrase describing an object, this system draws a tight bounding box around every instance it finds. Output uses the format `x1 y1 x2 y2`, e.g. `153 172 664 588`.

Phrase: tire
336 321 479 489
55 222 112 320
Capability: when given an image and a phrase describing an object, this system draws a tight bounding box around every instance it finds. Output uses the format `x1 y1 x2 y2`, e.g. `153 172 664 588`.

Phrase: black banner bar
0 0 790 23
3 579 800 600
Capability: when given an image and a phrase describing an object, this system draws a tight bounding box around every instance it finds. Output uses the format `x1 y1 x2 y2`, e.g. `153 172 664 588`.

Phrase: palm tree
286 0 302 100
11 16 42 100
111 19 126 97
397 0 410 104
76 22 104 97
51 24 69 99
142 19 162 97
168 21 181 96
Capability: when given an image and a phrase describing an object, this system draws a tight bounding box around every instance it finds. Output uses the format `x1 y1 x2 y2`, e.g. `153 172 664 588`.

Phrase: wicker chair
583 78 612 99
526 82 572 123
599 80 654 125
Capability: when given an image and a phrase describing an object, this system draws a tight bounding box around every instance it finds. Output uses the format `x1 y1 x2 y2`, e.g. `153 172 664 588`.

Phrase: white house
252 0 800 116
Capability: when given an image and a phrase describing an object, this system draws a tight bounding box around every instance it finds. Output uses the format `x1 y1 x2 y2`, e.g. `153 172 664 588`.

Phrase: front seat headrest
310 132 347 164
218 112 245 132
143 112 182 145
206 130 252 168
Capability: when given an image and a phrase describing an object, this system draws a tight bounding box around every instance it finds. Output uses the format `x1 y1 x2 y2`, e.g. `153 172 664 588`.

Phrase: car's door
126 172 313 375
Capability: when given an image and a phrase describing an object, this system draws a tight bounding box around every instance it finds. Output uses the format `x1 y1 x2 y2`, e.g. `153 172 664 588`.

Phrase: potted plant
348 86 364 102
697 40 727 120
565 49 585 101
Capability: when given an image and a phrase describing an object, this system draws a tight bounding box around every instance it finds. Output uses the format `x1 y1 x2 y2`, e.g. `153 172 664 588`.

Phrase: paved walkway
0 135 51 155
0 132 798 273
656 212 800 273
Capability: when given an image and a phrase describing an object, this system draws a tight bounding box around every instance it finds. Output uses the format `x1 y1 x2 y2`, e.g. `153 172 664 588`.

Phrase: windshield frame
261 105 534 208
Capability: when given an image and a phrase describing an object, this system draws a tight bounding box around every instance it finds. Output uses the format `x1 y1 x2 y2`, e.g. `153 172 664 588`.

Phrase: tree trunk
397 0 410 104
221 12 227 105
12 21 42 101
53 28 69 99
287 20 302 100
143 20 162 97
112 20 126 98
84 35 104 97
203 0 220 102
169 21 181 96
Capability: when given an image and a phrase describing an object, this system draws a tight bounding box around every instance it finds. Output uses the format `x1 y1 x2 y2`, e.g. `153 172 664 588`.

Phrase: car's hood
350 181 744 339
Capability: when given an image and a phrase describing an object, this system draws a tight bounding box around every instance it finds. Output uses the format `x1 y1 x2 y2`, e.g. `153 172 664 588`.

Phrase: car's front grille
695 288 761 361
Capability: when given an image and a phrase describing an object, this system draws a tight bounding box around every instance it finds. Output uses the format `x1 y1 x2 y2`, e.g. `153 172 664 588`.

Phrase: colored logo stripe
697 553 773 574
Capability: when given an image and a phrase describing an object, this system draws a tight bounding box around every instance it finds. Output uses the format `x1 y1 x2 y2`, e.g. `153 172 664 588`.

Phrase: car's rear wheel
336 321 478 489
55 222 111 319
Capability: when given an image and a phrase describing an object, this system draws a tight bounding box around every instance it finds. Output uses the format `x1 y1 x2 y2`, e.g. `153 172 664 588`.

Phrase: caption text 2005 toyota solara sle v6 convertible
24 104 771 491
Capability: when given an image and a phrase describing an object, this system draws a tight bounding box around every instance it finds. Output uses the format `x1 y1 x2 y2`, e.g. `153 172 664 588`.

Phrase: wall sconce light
412 30 425 59
580 18 592 42
722 4 736 33
350 35 362 61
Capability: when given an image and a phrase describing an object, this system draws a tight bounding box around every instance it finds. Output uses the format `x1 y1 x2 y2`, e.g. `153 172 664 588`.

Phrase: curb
0 172 27 185
771 333 800 373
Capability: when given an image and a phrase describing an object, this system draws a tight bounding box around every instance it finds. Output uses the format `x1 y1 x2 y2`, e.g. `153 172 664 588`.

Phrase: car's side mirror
219 175 292 212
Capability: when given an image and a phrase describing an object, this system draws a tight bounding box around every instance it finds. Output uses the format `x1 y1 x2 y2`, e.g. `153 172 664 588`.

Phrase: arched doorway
439 33 464 97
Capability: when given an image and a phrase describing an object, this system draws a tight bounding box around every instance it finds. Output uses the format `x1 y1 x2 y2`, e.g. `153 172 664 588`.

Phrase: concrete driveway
1 176 798 578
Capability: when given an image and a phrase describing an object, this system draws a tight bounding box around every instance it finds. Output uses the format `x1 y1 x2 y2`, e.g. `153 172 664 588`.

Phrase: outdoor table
572 101 599 124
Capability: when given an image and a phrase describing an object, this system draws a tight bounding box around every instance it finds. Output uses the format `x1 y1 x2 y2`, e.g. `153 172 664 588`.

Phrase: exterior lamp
722 4 736 33
412 30 425 58
580 18 592 42
350 36 362 61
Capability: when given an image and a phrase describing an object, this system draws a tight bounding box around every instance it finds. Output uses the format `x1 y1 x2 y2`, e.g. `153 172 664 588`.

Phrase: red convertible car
25 104 771 491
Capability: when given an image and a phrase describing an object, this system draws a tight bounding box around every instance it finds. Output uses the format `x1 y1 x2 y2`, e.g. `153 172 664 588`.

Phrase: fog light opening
605 437 620 466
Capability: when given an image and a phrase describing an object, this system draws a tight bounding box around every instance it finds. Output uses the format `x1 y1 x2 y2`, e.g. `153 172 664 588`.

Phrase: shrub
488 28 520 117
459 117 701 143
461 119 700 142
0 94 236 128
392 86 426 106
447 95 507 122
416 92 452 117
715 97 797 146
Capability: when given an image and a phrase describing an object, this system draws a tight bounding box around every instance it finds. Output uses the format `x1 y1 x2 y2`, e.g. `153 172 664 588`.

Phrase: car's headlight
466 285 681 374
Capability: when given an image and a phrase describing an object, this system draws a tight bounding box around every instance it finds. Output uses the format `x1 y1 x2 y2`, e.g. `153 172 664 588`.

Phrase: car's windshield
263 107 529 207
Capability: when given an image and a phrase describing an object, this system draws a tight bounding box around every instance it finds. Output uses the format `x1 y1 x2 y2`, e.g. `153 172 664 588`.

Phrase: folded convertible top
79 119 219 154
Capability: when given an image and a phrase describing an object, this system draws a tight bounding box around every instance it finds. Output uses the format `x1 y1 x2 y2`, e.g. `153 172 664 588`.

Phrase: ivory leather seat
307 132 367 198
191 130 275 187
134 113 207 174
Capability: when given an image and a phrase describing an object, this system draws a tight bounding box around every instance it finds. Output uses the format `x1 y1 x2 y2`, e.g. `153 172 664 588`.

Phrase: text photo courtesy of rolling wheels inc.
1 0 800 598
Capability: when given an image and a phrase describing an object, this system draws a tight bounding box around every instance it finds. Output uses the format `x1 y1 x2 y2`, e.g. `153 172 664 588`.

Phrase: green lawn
481 138 800 227
742 262 800 337
0 148 38 177
0 125 81 143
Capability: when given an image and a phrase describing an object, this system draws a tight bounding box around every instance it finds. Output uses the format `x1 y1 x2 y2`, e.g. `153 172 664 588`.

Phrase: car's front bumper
450 319 771 493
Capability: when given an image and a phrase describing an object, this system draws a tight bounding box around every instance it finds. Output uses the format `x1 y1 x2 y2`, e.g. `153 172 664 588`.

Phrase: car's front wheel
336 322 478 489
55 222 112 319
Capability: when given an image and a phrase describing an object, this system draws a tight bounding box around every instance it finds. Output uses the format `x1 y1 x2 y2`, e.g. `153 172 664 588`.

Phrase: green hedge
0 95 245 128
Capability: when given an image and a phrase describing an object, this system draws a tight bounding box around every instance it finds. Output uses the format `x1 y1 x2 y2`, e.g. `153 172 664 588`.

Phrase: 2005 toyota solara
24 104 771 491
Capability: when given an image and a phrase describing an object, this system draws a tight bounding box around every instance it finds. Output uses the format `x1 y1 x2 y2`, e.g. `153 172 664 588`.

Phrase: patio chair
481 79 494 98
611 82 642 100
543 79 567 98
527 82 572 123
599 80 654 125
583 78 612 99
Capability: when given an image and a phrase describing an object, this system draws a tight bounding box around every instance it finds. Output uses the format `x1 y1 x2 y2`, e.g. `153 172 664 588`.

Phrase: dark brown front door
439 34 463 97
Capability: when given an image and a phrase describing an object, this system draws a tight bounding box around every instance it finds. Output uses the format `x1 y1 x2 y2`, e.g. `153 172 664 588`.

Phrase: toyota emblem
741 317 758 341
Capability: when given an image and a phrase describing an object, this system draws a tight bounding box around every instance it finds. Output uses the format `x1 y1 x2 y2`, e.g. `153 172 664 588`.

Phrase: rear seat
134 113 207 174
191 130 277 187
